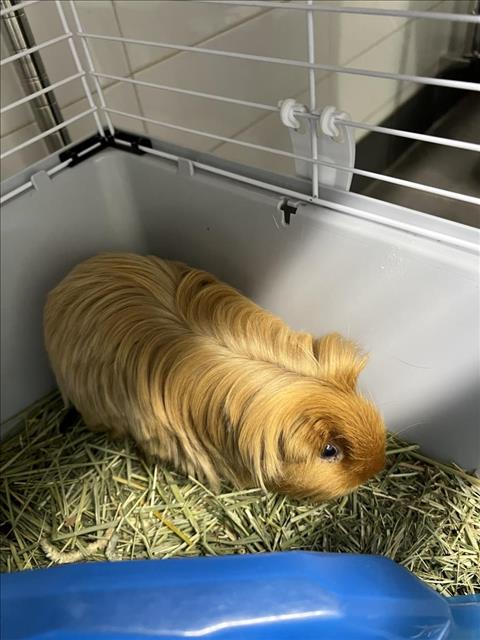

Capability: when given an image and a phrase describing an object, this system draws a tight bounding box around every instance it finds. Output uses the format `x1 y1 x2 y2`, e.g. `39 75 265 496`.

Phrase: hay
1 392 479 596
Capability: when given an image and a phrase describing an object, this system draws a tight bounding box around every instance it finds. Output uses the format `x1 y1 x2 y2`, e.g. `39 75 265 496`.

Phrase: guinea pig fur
44 253 386 501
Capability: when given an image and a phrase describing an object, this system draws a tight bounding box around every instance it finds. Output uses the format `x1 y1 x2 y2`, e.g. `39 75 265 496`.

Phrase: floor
363 93 480 228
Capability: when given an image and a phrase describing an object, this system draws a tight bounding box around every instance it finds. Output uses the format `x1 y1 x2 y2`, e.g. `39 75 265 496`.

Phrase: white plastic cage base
1 137 479 475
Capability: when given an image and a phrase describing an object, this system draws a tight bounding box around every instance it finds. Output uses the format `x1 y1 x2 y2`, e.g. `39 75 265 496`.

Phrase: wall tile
326 0 440 66
132 53 300 153
130 7 328 152
22 0 132 108
212 111 296 177
114 0 263 73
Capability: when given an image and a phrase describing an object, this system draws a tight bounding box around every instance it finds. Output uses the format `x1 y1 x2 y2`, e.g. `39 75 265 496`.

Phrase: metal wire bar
91 72 277 112
0 0 38 17
0 180 33 203
79 33 480 93
0 159 69 204
0 138 106 205
306 0 318 198
1 129 476 255
66 0 114 135
0 132 479 253
128 141 479 254
91 72 479 153
0 108 96 159
1 0 477 232
1 132 476 252
53 0 104 137
336 119 480 153
0 72 84 114
103 107 480 207
199 1 480 24
0 33 70 66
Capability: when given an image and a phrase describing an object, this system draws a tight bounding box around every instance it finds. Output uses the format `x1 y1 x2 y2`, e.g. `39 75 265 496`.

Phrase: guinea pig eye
320 443 339 461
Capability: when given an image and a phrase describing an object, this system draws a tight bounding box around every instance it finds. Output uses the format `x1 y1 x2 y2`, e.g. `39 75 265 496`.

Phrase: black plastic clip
279 199 298 225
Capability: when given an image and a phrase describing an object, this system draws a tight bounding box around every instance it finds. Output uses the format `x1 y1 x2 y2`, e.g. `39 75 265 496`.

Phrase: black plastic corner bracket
59 128 153 167
108 129 153 155
58 133 108 167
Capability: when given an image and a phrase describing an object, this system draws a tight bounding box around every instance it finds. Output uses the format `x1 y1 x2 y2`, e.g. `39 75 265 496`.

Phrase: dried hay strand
1 392 479 596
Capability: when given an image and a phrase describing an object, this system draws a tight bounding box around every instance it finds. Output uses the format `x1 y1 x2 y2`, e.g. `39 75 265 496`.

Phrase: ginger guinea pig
44 253 386 501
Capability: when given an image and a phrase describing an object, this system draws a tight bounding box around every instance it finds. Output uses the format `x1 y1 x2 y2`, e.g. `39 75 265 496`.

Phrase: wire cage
1 0 480 491
1 3 480 638
1 0 479 231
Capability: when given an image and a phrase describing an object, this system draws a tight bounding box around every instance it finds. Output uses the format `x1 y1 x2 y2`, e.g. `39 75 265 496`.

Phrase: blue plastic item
1 552 479 640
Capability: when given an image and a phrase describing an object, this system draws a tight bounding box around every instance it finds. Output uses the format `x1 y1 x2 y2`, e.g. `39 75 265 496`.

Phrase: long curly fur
44 253 386 500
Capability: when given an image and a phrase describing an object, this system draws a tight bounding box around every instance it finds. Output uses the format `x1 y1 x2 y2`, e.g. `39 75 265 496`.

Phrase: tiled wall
0 0 473 180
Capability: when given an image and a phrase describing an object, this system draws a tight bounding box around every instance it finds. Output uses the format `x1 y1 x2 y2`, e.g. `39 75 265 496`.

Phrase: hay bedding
1 392 479 597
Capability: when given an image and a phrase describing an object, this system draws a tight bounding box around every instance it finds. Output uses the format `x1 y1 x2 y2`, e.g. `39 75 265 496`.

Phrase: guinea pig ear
313 333 368 388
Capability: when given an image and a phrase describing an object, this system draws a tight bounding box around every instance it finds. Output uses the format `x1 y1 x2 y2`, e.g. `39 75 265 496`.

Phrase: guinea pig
44 253 386 501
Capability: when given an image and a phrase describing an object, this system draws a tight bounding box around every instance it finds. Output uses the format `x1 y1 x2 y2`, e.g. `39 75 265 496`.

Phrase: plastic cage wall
0 1 479 472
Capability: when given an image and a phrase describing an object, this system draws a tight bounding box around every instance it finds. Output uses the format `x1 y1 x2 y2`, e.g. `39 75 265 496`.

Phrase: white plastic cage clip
278 99 356 192
319 105 349 139
278 98 306 130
